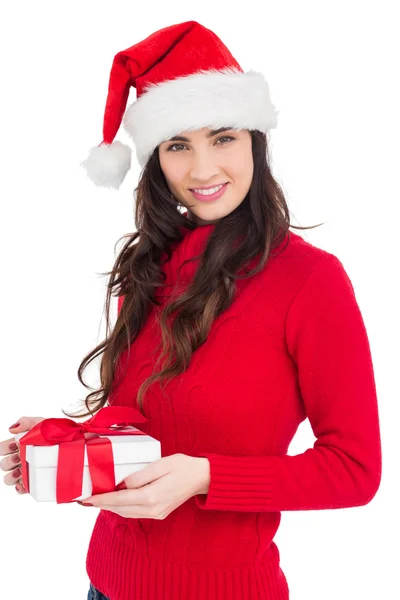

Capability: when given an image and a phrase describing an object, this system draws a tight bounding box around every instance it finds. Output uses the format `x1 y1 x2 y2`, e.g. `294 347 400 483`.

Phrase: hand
79 453 210 519
1 417 46 494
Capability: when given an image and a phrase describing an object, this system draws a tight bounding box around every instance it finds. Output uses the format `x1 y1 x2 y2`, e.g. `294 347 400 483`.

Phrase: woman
6 20 381 600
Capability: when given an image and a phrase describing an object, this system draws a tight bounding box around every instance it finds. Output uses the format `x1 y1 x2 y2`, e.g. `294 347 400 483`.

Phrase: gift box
13 406 161 503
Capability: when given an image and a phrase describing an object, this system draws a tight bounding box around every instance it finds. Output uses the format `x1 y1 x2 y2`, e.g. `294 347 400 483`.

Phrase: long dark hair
63 130 323 419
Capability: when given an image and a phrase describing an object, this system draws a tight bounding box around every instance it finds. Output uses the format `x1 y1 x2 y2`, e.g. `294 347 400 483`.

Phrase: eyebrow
164 127 235 143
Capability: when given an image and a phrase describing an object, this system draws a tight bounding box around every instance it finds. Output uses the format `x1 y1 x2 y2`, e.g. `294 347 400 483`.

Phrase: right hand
1 417 45 494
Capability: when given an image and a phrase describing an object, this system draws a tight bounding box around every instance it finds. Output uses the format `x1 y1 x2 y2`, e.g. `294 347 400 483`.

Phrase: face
158 127 254 225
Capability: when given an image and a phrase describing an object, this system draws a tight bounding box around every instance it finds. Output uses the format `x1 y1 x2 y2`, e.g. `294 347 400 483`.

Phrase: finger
16 482 27 494
3 467 22 486
0 437 20 457
0 447 21 471
115 480 127 491
8 416 45 434
81 488 145 507
125 458 172 488
8 417 28 433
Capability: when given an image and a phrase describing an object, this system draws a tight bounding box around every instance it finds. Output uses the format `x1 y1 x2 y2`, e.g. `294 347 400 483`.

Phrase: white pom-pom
80 141 132 189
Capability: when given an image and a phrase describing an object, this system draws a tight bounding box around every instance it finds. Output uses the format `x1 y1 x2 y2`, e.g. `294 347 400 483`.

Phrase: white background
1 2 398 599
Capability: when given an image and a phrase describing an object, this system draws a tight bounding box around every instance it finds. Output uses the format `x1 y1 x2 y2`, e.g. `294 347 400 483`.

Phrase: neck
186 210 220 227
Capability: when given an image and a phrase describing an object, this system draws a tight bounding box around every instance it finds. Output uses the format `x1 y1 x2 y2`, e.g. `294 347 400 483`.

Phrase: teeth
193 184 224 195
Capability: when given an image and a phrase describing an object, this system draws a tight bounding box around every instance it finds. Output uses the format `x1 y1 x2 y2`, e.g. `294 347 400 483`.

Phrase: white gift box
13 427 161 502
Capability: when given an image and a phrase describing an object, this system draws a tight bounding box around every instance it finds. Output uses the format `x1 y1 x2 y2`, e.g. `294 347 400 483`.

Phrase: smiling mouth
189 182 229 201
189 182 228 191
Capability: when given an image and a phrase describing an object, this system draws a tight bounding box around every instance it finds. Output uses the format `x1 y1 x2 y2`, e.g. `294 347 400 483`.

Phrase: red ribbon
18 406 150 504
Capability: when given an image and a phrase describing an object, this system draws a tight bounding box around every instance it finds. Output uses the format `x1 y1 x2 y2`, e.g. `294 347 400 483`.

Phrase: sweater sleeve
195 254 382 512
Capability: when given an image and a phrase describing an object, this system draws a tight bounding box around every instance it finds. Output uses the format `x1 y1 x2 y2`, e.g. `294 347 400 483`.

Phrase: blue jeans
87 582 111 600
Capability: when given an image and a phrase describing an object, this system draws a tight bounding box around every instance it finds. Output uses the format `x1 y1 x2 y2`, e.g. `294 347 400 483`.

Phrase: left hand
79 453 210 519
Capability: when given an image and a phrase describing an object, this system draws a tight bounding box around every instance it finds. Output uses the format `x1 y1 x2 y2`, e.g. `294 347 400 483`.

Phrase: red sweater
85 220 381 600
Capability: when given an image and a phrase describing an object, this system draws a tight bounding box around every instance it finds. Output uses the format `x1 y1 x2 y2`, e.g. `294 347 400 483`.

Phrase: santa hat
80 20 279 190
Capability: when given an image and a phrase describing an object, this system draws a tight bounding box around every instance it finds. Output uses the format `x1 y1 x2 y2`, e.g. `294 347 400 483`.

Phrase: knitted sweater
85 219 381 600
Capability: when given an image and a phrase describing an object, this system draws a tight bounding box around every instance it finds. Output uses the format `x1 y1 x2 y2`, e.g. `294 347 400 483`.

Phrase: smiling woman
158 126 254 225
74 18 381 600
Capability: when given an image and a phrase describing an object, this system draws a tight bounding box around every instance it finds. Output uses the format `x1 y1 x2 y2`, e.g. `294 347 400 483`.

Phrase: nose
189 150 221 184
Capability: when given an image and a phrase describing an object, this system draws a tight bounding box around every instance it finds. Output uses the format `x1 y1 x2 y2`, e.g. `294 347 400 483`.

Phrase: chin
197 203 232 215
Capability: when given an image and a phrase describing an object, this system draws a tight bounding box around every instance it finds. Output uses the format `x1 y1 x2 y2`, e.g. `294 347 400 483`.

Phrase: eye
166 143 186 152
216 135 235 145
166 135 235 152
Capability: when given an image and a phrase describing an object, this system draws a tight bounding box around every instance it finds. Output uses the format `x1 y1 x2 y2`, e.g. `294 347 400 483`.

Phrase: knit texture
85 219 381 600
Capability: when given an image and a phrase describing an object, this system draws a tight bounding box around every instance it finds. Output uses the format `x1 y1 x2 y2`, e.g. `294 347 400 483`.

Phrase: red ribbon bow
18 406 150 503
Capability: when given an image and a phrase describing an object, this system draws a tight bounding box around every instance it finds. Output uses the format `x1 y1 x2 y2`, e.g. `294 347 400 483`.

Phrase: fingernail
77 501 93 506
9 443 18 451
115 481 127 491
9 422 20 429
12 454 21 463
13 468 21 478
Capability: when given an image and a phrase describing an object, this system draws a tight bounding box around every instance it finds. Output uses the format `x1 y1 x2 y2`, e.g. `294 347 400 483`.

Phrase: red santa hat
80 20 279 189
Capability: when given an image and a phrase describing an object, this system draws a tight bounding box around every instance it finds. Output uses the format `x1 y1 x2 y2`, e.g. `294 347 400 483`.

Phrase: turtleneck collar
155 212 291 300
156 211 217 299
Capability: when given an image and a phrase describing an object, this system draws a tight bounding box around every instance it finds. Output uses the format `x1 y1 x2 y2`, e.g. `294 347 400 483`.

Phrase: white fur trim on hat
80 140 132 189
122 67 279 167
